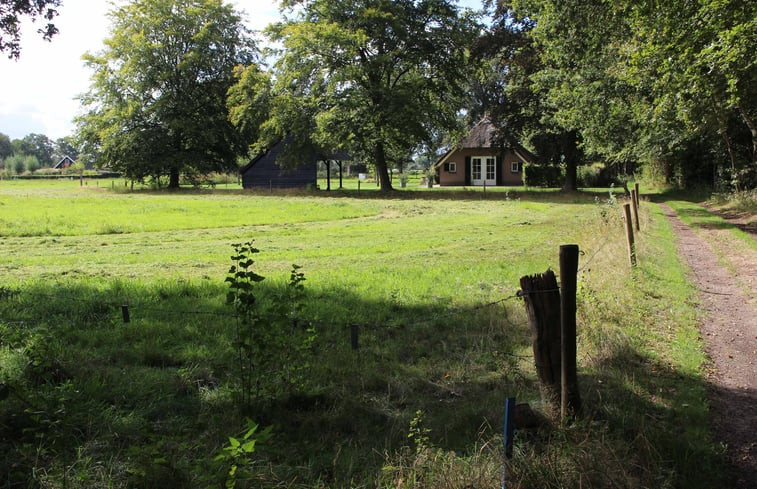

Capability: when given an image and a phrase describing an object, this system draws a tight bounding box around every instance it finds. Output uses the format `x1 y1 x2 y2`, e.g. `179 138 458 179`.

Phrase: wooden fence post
630 190 640 232
519 270 561 415
623 203 637 267
559 245 581 418
634 182 640 208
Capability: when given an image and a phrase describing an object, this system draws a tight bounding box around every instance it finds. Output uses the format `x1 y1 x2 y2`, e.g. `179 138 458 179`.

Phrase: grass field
0 180 728 488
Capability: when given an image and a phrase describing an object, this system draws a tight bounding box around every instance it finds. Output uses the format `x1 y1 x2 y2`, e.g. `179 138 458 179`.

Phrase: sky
0 0 481 142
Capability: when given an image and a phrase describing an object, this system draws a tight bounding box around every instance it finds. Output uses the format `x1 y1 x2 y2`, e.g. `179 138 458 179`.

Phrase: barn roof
53 155 76 169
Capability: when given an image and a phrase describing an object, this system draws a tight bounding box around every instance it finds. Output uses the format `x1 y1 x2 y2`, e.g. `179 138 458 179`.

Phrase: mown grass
0 180 727 488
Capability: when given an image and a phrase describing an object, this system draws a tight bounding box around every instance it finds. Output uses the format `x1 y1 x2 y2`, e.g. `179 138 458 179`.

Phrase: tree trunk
374 142 393 191
561 132 579 191
739 103 757 168
562 159 577 191
168 167 180 189
721 129 739 191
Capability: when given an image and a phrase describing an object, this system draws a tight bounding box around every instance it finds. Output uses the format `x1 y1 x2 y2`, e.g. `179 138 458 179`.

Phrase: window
511 161 521 173
444 162 457 173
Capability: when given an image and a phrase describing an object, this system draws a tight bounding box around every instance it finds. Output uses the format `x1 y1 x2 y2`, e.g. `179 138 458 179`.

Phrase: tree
77 0 257 188
5 154 27 174
474 4 586 190
53 136 79 162
620 0 756 188
23 154 40 173
20 133 54 166
0 132 11 160
0 0 60 59
260 0 479 191
498 0 756 189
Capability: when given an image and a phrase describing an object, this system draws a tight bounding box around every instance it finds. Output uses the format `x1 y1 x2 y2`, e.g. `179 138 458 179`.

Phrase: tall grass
0 182 727 487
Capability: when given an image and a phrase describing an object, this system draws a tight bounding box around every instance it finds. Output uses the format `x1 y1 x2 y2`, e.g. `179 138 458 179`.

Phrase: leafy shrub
523 163 564 187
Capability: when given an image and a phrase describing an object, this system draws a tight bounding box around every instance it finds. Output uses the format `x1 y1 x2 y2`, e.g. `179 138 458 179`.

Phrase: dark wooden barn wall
241 141 317 189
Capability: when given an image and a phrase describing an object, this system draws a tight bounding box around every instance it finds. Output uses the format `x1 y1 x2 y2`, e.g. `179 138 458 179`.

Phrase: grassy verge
0 182 726 488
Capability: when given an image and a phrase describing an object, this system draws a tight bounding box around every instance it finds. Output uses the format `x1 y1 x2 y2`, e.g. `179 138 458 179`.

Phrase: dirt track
661 203 757 488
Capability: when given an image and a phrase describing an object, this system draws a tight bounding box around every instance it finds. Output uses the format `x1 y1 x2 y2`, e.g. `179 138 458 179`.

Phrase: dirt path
661 203 757 488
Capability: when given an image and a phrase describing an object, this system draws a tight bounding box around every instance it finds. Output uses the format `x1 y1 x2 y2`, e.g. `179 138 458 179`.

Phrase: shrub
523 163 563 187
24 155 41 173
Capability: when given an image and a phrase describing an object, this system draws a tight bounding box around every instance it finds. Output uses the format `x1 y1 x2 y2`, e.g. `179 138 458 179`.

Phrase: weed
214 418 273 488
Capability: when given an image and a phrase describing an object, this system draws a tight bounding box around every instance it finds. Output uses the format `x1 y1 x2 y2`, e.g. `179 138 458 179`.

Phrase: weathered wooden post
623 203 637 267
559 245 581 418
634 182 640 208
519 270 561 414
630 190 640 232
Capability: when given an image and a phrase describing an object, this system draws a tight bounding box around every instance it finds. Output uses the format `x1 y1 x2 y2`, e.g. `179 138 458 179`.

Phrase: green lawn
0 180 727 488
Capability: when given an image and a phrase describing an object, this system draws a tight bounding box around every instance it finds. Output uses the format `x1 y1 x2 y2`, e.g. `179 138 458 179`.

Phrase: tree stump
520 269 561 415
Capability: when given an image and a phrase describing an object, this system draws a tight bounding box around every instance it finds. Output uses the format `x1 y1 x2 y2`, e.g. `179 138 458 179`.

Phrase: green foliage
5 153 27 174
214 418 273 488
226 241 266 406
23 154 40 173
225 242 315 405
0 0 60 59
408 410 432 454
77 0 258 188
21 133 54 167
478 0 756 191
258 0 480 190
0 132 12 159
523 162 563 187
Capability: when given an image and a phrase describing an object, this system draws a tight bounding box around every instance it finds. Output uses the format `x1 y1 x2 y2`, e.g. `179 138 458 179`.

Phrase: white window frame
511 161 521 173
446 162 457 173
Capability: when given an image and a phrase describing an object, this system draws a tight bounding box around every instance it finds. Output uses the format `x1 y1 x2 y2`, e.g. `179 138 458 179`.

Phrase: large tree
0 132 12 160
0 0 60 59
260 0 479 191
20 132 54 166
621 0 756 188
77 0 257 188
474 4 586 190
498 0 756 189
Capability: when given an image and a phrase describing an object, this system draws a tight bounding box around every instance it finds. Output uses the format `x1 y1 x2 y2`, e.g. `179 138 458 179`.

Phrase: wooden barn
433 120 536 187
53 155 76 169
240 139 351 190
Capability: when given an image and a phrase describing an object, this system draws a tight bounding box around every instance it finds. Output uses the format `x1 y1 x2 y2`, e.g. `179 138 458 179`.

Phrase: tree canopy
249 0 479 191
77 0 257 188
0 0 60 59
480 0 756 189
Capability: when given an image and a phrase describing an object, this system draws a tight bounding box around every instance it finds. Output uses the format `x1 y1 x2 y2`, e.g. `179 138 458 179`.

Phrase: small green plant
215 419 273 489
226 241 265 406
226 242 315 404
408 410 432 454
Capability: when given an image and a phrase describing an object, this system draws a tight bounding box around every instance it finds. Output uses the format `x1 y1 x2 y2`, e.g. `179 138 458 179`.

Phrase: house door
471 156 496 186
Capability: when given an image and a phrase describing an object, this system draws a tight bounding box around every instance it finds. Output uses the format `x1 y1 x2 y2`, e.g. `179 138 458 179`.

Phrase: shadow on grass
582 349 728 489
0 279 531 487
0 279 727 488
